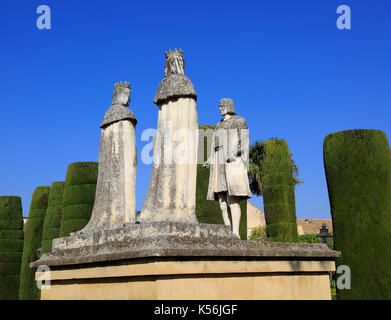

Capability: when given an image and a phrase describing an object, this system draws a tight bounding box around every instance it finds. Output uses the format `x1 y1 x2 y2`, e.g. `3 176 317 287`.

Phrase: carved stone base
31 223 339 268
30 222 340 300
37 257 337 300
54 222 234 250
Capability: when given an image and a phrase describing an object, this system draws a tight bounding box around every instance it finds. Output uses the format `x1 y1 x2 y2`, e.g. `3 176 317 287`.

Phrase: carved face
113 87 131 106
219 98 235 116
164 55 185 77
219 103 227 116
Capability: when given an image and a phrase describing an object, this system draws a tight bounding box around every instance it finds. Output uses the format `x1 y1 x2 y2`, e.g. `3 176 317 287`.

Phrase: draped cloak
139 74 199 223
78 104 137 232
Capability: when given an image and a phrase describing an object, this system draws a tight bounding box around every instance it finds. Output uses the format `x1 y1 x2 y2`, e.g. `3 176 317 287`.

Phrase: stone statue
139 49 199 223
76 82 137 233
203 98 251 238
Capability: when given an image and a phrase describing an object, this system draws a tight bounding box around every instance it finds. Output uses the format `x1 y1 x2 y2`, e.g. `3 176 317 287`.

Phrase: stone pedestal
31 223 340 300
36 258 335 300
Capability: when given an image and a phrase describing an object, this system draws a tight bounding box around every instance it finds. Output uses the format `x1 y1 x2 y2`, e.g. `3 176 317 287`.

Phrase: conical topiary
59 162 98 237
324 129 391 299
19 186 50 300
0 196 24 300
41 182 65 255
195 125 247 239
263 139 298 242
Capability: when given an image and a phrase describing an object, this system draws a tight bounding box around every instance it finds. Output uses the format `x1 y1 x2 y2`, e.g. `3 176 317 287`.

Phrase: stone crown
164 48 183 59
114 81 131 89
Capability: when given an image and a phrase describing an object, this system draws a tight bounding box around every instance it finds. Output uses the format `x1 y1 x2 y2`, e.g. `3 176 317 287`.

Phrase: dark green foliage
0 197 24 230
248 140 266 196
248 226 267 241
298 233 318 244
0 239 24 252
0 196 24 300
196 125 247 240
263 139 298 242
324 129 391 300
0 252 24 263
59 162 98 237
19 187 50 300
63 163 98 185
41 182 65 255
0 230 24 239
263 201 296 224
331 285 337 300
196 163 223 226
266 222 298 242
62 184 97 206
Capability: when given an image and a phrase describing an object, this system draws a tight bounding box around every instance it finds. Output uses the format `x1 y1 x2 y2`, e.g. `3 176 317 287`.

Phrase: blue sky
0 0 390 219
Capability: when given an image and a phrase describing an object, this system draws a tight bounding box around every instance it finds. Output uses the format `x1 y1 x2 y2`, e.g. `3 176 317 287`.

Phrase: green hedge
59 162 98 237
0 239 24 252
41 182 65 255
298 233 318 244
248 226 267 241
324 129 391 300
266 222 298 242
0 196 24 300
0 230 24 239
0 252 24 263
263 139 298 242
19 187 50 300
196 125 247 240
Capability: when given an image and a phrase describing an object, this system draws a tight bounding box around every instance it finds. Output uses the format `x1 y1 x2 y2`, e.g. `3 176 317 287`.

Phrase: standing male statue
204 98 251 238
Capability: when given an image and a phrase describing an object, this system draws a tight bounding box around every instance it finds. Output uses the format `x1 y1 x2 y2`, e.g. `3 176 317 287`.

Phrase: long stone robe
139 74 199 223
79 104 137 232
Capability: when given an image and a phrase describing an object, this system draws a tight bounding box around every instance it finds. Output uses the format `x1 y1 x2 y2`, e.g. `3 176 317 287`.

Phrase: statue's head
219 98 236 116
164 48 185 77
112 82 131 106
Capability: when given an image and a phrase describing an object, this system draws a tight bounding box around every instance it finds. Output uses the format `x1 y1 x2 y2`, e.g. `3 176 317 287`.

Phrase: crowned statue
139 49 199 223
76 81 137 233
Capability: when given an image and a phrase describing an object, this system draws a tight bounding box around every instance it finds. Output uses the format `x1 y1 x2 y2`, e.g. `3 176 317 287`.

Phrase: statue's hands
226 156 236 163
227 151 242 163
203 161 210 169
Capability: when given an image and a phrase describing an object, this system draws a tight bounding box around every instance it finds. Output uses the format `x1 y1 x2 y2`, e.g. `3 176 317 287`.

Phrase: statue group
31 49 339 301
78 49 251 239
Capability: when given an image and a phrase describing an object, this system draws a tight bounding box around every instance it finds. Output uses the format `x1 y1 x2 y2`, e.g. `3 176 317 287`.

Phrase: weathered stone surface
31 223 340 267
100 104 136 128
153 74 197 106
140 49 199 224
38 258 336 300
153 48 197 106
79 121 137 232
55 222 234 251
204 98 251 238
140 97 199 224
75 82 137 234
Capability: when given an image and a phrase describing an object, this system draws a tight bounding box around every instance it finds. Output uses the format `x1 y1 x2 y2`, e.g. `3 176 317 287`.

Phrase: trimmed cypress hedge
41 182 65 255
324 129 391 299
0 196 24 300
19 186 50 300
59 162 98 237
196 125 247 240
263 139 298 242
